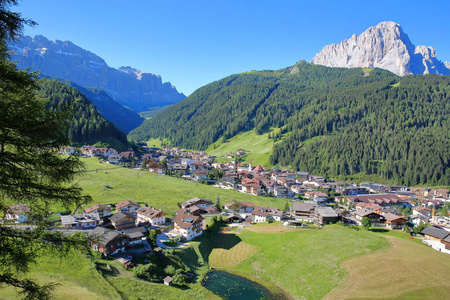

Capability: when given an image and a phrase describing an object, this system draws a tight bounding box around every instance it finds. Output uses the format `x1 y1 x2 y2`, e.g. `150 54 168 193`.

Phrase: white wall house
136 207 166 225
251 206 283 223
173 213 204 241
6 204 30 223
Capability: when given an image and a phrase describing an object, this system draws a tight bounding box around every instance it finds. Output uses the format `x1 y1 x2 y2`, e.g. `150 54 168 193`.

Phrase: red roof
116 200 140 209
84 204 111 213
253 165 264 172
174 213 203 229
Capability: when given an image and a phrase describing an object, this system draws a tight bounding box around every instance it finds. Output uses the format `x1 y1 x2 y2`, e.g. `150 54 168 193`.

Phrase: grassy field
230 224 388 299
3 221 450 300
204 224 450 300
75 158 287 214
178 223 390 299
324 230 450 300
0 248 219 300
205 130 276 167
0 250 121 300
145 138 171 148
209 230 258 268
5 157 450 299
105 277 219 300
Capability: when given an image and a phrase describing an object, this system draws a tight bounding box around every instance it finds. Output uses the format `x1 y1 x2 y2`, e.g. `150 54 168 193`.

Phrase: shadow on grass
175 220 227 281
214 233 242 250
369 228 390 233
96 262 120 277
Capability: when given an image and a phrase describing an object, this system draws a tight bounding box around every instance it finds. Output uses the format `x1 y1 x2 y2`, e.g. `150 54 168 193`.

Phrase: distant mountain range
311 21 450 76
8 35 186 113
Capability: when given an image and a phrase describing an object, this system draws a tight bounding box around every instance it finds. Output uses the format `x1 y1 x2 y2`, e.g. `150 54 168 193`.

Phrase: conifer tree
0 2 91 298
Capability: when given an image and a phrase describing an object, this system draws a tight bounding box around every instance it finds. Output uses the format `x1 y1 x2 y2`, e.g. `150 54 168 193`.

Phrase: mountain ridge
39 78 128 150
49 77 144 134
8 35 185 113
311 21 450 76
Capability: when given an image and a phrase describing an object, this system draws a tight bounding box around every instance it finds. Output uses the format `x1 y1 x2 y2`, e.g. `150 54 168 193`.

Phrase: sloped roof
84 204 111 213
252 206 283 217
355 209 380 217
137 206 166 218
444 234 450 243
316 207 338 218
291 202 316 212
122 227 146 239
116 200 140 209
383 213 406 222
89 227 124 245
7 204 30 215
174 213 203 229
348 194 402 205
109 212 134 223
421 226 450 240
181 197 213 208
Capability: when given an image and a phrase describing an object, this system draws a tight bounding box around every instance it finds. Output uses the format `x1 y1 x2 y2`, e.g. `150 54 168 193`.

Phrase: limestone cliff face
9 35 185 112
311 21 450 76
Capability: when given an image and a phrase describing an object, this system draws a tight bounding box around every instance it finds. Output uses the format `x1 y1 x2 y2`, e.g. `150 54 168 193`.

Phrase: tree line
39 79 128 149
128 61 449 186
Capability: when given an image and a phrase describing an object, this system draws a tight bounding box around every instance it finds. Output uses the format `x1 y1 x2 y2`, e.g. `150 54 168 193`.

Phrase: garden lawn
75 158 286 214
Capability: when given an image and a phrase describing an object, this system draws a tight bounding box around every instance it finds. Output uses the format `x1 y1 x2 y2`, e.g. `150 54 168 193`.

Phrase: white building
5 204 30 223
173 213 204 241
136 207 166 225
61 213 100 229
251 206 283 223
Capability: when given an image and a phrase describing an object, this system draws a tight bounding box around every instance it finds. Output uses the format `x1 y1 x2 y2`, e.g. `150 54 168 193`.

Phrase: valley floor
2 224 450 300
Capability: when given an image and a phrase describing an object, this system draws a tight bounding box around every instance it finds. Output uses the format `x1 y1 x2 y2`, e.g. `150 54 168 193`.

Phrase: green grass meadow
175 223 389 299
0 250 120 300
4 158 450 300
224 224 388 299
205 130 276 167
74 158 286 215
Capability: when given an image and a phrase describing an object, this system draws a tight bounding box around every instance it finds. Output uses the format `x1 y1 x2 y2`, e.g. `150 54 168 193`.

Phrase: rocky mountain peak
9 35 186 112
311 21 450 76
119 66 141 74
415 45 437 59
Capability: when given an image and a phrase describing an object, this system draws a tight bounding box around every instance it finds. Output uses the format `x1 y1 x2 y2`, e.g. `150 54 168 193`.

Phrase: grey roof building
60 212 100 229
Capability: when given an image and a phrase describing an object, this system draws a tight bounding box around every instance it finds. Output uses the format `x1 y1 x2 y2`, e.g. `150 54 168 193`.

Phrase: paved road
156 233 188 249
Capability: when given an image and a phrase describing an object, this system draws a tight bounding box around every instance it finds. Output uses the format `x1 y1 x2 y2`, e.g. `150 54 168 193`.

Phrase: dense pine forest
129 62 450 185
54 79 144 134
39 79 128 150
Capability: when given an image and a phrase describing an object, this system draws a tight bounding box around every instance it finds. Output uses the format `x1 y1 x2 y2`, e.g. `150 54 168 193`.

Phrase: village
3 142 450 293
4 144 449 259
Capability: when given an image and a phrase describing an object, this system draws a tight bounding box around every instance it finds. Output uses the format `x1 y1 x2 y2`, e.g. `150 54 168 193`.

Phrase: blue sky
16 0 450 96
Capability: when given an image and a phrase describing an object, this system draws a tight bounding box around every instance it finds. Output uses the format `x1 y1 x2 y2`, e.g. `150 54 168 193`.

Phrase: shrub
164 265 176 276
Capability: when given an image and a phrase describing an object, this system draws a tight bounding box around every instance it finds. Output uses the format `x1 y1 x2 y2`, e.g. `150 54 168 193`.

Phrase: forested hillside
39 79 128 149
56 79 144 134
129 62 450 185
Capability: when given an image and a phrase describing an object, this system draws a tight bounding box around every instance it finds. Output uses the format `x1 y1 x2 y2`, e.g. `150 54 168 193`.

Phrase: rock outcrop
9 35 186 112
311 21 450 76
